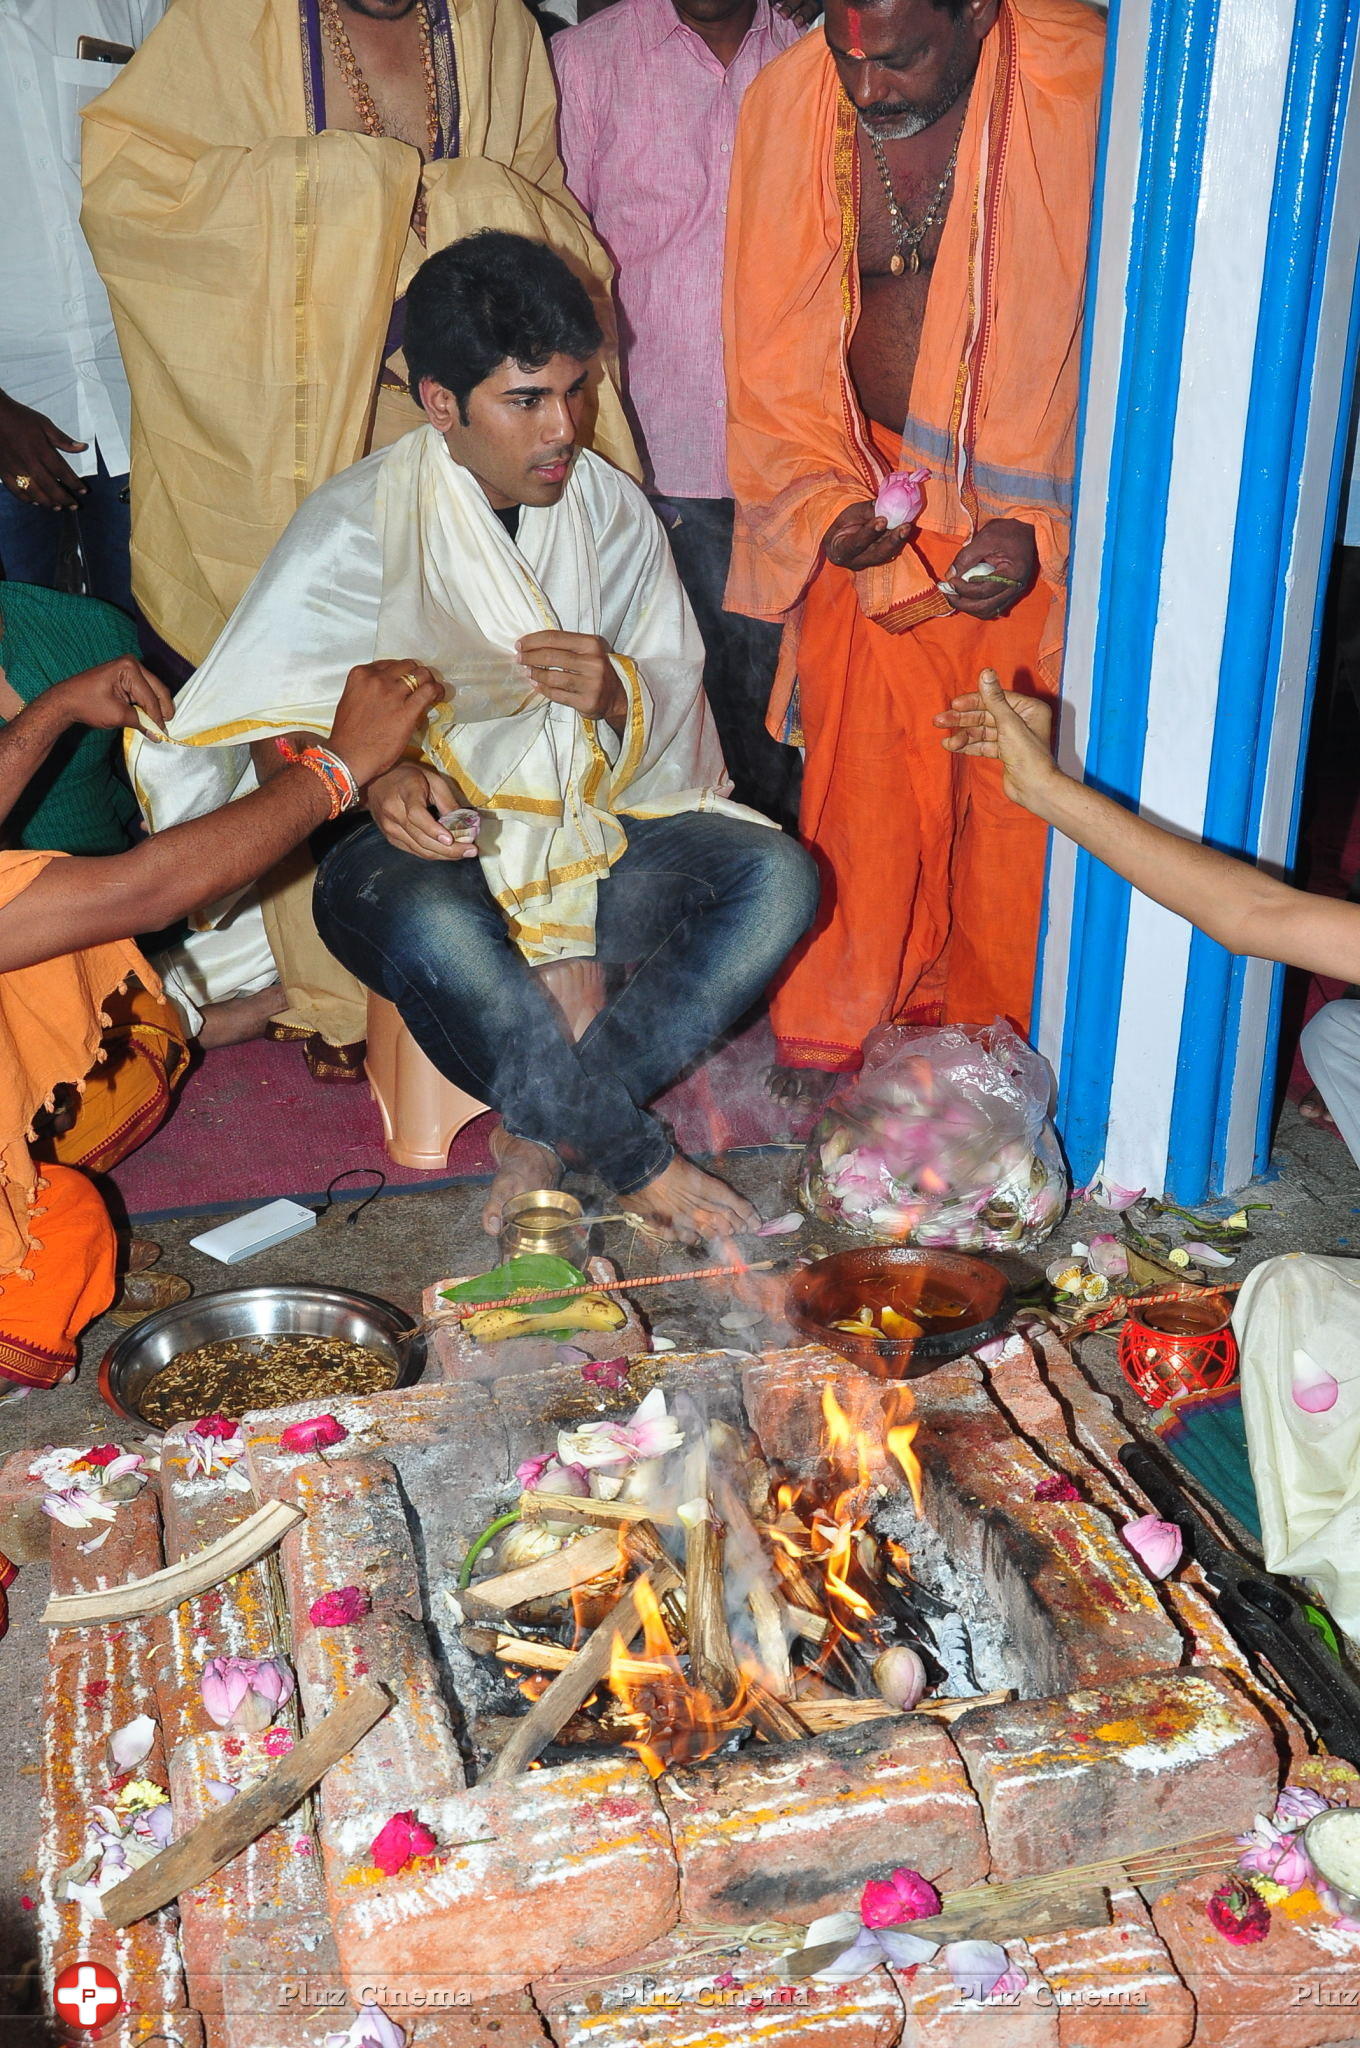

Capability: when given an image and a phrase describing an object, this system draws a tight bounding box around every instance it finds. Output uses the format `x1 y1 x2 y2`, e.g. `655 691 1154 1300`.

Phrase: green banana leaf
440 1253 591 1310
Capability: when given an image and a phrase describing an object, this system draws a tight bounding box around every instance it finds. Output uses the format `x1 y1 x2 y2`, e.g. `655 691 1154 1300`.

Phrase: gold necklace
319 0 440 162
860 113 963 276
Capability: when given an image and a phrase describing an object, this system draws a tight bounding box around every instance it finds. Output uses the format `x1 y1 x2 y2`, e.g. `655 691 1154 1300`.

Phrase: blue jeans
0 452 134 617
314 811 819 1193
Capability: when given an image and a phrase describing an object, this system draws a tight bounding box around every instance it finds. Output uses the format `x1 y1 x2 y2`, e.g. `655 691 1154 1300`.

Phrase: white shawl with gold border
128 428 767 962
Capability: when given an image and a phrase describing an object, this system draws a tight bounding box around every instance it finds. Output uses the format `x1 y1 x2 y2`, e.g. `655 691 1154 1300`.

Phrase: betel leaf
439 1253 591 1308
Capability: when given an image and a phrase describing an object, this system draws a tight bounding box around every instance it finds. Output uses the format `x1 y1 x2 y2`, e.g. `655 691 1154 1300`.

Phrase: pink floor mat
105 1013 817 1221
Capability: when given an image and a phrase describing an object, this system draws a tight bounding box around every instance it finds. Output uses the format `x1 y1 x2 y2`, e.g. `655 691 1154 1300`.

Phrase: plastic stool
364 992 489 1170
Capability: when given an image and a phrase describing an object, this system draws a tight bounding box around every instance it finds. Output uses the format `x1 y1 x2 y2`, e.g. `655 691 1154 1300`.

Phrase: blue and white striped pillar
1038 0 1360 1202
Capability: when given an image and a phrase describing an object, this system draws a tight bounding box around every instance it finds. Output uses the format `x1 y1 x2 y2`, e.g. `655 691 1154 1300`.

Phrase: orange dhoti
771 529 1054 1071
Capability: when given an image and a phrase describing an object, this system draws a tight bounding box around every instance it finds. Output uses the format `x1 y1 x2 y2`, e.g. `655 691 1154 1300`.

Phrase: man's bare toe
482 1127 561 1236
763 1063 838 1108
626 1156 759 1248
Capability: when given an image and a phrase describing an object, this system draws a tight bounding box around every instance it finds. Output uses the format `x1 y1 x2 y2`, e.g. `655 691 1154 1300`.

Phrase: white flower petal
108 1714 157 1772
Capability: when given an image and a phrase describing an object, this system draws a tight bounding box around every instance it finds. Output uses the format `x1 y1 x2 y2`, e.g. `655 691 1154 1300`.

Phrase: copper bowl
788 1247 1014 1379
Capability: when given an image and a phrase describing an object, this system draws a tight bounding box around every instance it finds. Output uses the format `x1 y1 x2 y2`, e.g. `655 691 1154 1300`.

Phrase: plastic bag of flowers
798 1020 1067 1249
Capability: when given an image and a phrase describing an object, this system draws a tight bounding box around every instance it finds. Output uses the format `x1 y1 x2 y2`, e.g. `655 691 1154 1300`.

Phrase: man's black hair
405 230 603 422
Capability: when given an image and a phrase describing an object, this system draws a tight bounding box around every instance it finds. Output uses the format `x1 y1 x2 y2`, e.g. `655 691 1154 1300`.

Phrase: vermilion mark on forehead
847 7 867 56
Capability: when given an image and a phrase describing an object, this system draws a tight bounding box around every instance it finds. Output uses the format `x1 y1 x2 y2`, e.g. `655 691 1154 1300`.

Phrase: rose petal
944 1940 1012 2000
1185 1241 1235 1268
1122 1514 1183 1579
754 1213 803 1237
876 1926 941 1968
108 1714 157 1773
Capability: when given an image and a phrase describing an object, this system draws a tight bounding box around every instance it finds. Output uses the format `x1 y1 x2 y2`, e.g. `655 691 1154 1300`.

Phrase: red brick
48 1485 164 1601
93 2015 206 2048
1151 1871 1360 2047
244 1385 500 1499
951 1669 1278 1881
1027 1885 1194 2048
166 1727 338 2018
892 1941 1057 2048
294 1614 465 1871
274 1456 422 1624
658 1715 988 1926
331 1755 677 1992
39 1623 186 2016
538 1926 904 2048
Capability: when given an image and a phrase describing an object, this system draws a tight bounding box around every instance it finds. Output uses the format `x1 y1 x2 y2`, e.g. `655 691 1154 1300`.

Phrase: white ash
871 1497 1018 1697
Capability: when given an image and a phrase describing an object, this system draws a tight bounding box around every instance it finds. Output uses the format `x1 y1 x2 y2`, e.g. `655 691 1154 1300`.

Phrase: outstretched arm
0 659 173 829
0 662 443 973
937 672 1360 984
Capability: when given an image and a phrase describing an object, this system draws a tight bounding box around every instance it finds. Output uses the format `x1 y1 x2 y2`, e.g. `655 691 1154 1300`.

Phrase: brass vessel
498 1188 589 1267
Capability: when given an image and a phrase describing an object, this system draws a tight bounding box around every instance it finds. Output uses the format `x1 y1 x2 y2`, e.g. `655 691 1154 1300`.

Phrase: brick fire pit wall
10 1334 1359 2048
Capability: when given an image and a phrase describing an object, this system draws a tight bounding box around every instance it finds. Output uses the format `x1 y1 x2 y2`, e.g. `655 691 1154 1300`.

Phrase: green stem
457 1510 521 1589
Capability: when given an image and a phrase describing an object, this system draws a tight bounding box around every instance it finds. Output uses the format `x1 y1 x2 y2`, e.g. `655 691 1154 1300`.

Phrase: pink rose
860 1867 941 1927
309 1586 371 1628
1034 1474 1080 1503
581 1358 630 1391
189 1414 240 1440
279 1414 348 1453
75 1445 123 1468
1205 1880 1271 1945
370 1810 439 1876
1122 1515 1183 1579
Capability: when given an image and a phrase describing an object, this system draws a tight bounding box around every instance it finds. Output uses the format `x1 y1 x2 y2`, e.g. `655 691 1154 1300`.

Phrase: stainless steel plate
98 1284 425 1431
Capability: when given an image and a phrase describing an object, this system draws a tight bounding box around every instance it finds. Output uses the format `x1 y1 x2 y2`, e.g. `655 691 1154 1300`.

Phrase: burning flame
608 1576 750 1777
887 1421 923 1518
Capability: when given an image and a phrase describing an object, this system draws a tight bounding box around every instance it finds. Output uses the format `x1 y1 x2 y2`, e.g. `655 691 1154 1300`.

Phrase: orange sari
723 0 1103 1068
0 853 151 1389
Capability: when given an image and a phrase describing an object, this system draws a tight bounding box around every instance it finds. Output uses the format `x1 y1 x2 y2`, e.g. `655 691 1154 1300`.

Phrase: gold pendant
908 247 920 274
890 251 905 277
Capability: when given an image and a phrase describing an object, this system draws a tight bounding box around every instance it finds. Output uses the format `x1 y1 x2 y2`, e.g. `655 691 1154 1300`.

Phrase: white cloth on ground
1299 998 1360 1171
127 427 765 966
1234 1251 1360 1649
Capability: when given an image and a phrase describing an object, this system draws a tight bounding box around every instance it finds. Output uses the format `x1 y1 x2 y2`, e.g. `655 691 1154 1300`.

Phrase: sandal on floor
265 1020 367 1084
109 1271 193 1326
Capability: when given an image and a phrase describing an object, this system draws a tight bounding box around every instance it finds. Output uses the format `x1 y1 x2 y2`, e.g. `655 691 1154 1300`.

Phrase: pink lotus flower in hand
874 466 929 531
370 1810 439 1876
200 1655 295 1732
279 1413 348 1453
860 1867 941 1927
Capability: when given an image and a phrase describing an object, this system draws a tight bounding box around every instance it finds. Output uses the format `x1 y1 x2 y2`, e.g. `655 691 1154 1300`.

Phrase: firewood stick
792 1689 1015 1733
487 1561 682 1781
685 1514 744 1706
459 1529 621 1618
519 1492 673 1528
101 1683 391 1925
781 1601 828 1645
748 1579 793 1697
464 1628 657 1683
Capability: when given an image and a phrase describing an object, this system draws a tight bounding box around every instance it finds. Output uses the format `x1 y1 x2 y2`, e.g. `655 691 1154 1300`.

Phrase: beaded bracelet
275 738 359 820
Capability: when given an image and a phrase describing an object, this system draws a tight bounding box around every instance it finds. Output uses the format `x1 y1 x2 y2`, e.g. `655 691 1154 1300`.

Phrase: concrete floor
2 1101 1356 2029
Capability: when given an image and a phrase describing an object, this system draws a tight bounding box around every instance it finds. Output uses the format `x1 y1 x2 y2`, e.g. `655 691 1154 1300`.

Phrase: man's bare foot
199 983 285 1049
534 959 607 1043
764 1063 840 1108
1298 1087 1341 1138
483 1125 562 1236
624 1155 760 1249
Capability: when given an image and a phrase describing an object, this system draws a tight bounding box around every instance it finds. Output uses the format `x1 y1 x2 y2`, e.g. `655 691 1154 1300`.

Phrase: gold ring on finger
11 474 32 494
398 669 423 694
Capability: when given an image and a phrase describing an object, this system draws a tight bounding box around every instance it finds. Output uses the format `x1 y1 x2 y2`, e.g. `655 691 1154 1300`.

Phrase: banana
463 1293 627 1343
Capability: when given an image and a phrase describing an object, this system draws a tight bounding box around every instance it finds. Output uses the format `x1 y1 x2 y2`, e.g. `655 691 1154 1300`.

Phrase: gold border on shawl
606 656 647 794
831 92 881 496
873 590 955 636
424 731 566 817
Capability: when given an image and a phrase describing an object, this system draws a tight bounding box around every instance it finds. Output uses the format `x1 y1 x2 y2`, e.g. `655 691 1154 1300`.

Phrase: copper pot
788 1247 1013 1379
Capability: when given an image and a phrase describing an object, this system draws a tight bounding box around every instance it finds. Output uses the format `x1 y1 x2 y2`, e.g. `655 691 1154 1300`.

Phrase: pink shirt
553 0 799 500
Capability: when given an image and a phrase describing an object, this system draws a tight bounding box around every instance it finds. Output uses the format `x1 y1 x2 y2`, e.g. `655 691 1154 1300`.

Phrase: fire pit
11 1323 1335 2046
